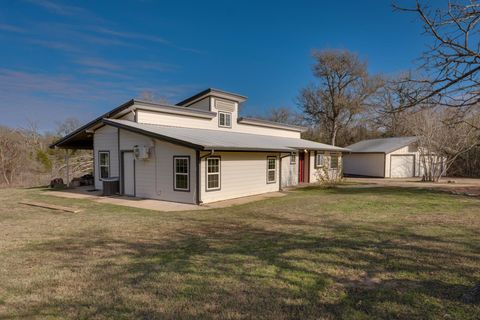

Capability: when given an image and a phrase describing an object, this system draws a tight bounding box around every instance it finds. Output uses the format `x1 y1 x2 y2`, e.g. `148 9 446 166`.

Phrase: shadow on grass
11 216 479 320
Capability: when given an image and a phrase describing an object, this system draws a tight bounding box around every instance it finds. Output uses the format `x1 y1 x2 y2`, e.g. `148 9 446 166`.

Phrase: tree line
262 1 480 181
1 0 479 187
0 119 92 187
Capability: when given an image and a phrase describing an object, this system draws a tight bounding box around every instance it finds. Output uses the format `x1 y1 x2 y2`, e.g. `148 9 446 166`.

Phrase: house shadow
10 211 480 319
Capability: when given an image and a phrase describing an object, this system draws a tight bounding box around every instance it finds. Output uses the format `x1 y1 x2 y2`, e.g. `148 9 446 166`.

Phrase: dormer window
218 112 232 128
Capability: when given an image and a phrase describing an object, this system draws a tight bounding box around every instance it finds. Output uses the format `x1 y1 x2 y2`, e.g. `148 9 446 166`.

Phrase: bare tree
298 49 382 146
262 107 305 125
395 1 480 109
138 90 169 104
55 118 81 137
409 108 479 181
0 127 26 185
369 74 429 136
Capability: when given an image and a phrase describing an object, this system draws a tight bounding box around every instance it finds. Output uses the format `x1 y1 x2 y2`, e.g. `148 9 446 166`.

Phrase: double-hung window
315 151 325 168
218 112 232 128
174 156 189 191
267 157 277 183
330 154 339 169
206 157 221 190
99 151 110 179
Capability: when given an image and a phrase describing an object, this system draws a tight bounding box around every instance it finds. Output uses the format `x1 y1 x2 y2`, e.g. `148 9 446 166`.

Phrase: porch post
65 151 70 187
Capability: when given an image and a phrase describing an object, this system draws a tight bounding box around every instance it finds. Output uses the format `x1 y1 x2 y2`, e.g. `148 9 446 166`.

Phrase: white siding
136 110 215 129
119 129 197 204
93 125 119 190
199 152 280 203
186 97 210 111
135 97 300 138
120 111 135 121
309 151 343 182
281 154 298 187
343 153 385 177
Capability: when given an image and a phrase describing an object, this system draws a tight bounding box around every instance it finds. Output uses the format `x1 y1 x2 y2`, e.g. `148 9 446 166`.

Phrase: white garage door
390 155 414 178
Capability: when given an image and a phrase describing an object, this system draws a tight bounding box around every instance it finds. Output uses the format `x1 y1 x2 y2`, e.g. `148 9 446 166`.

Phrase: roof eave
49 99 136 149
102 118 204 150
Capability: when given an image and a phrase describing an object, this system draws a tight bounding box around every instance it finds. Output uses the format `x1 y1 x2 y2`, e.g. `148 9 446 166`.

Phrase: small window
290 152 297 165
99 151 110 179
267 156 277 183
315 152 324 168
206 157 221 191
174 156 189 191
218 112 232 128
330 154 339 169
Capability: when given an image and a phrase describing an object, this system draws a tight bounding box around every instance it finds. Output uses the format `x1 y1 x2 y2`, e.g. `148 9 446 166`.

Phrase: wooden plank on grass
19 201 82 213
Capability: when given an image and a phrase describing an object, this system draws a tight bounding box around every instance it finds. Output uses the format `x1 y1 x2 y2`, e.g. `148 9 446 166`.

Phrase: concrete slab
41 188 287 212
205 192 287 209
96 197 204 212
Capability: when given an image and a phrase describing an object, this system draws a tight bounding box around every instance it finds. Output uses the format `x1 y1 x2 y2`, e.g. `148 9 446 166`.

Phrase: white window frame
315 151 325 168
290 152 297 165
206 157 221 191
218 112 232 128
266 156 277 184
330 153 339 170
99 151 110 179
174 156 190 191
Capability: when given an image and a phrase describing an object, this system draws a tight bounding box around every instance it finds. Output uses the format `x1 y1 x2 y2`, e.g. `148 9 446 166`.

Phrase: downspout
196 150 200 204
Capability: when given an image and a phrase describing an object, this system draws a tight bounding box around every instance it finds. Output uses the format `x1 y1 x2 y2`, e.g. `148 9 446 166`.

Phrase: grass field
0 186 479 319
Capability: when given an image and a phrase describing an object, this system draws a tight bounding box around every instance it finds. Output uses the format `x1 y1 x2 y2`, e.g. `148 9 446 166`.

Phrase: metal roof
50 99 216 149
346 136 417 153
176 88 247 106
104 119 349 153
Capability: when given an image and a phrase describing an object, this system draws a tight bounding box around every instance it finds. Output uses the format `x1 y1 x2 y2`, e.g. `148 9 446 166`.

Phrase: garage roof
346 137 417 154
104 119 349 153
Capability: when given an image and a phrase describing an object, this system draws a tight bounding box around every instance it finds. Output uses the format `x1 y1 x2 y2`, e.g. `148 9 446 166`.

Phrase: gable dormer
177 88 246 112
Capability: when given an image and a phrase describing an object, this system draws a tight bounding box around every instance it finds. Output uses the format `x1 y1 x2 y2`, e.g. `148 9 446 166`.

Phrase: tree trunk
330 124 338 146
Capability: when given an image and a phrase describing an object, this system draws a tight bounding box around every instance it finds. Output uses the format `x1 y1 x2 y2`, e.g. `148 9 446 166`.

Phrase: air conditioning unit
133 145 150 160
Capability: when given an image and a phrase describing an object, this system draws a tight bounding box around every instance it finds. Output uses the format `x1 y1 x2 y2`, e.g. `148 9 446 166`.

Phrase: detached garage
343 137 421 178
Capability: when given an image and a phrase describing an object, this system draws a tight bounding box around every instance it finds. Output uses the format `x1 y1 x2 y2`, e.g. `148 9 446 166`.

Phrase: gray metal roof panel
346 137 417 153
104 119 349 152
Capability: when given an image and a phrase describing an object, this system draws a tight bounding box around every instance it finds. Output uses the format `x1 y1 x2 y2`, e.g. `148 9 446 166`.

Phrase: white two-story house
52 88 348 204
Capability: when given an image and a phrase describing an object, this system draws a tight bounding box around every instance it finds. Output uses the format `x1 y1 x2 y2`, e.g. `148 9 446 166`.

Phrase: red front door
299 152 305 183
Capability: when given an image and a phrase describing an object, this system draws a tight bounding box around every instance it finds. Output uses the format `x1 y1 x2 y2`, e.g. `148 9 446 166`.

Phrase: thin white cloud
94 27 171 45
25 0 86 16
0 67 204 131
91 26 205 54
134 61 179 72
75 57 123 71
0 23 26 33
27 39 81 52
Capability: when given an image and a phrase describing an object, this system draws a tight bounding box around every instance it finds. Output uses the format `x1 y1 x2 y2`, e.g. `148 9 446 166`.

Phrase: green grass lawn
0 186 479 319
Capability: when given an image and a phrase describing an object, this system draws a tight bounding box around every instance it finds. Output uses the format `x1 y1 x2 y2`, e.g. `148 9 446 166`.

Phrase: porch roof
103 119 349 153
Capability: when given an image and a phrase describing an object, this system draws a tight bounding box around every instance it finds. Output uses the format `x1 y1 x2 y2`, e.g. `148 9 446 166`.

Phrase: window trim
315 151 325 168
206 156 221 191
290 152 297 165
218 111 232 128
330 153 339 170
266 156 277 184
98 150 110 180
173 156 190 192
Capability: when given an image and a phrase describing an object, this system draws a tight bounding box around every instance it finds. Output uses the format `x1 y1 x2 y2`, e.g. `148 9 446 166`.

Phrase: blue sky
0 0 427 131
